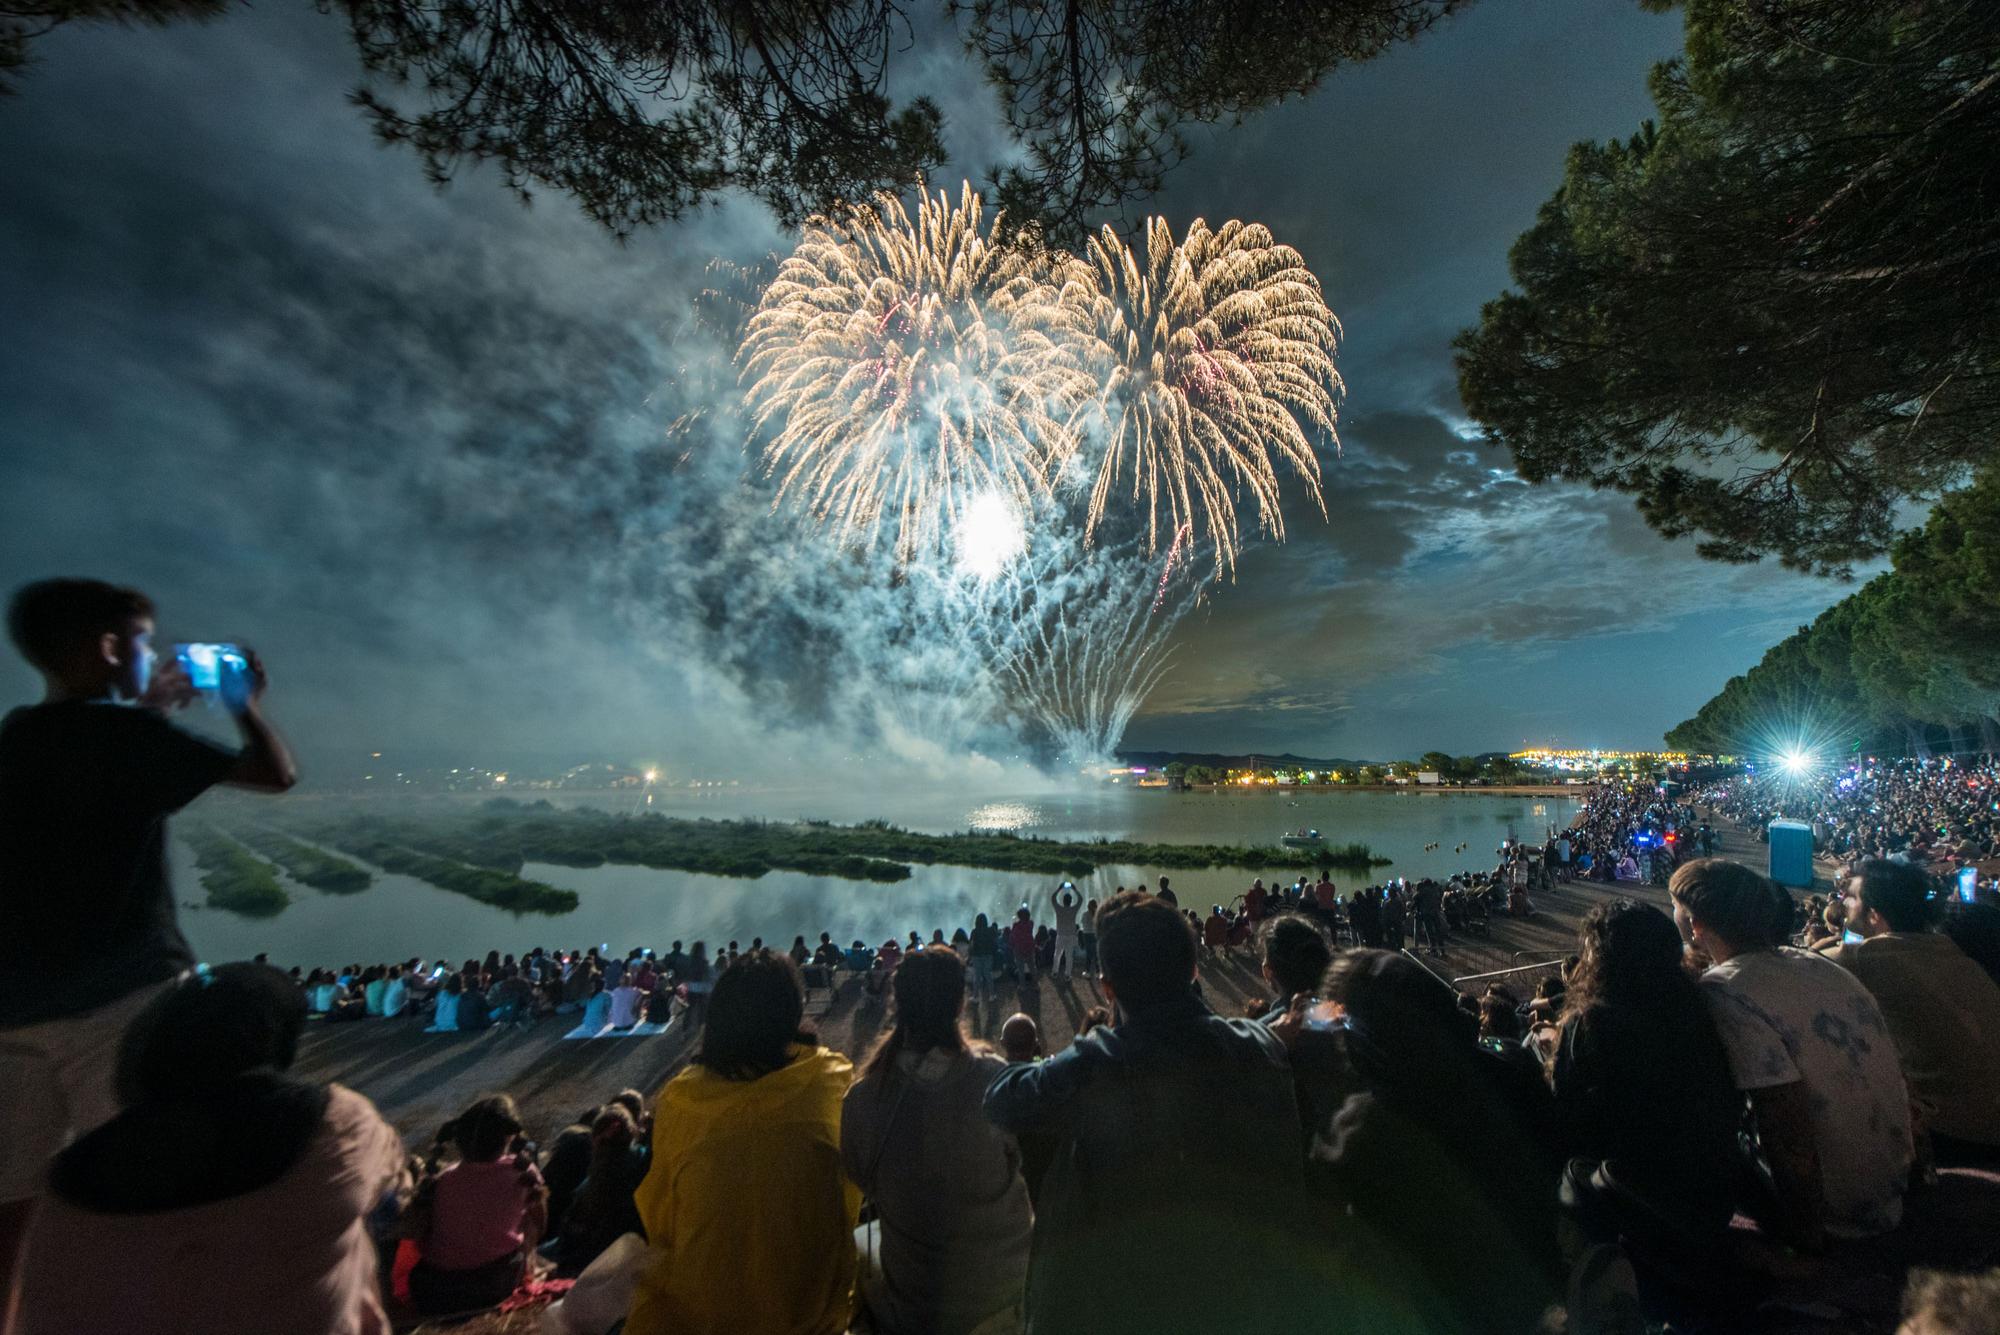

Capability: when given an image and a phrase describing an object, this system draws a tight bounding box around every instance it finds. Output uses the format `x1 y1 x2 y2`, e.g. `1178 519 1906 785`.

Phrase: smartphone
1843 929 1867 945
1958 866 1980 905
174 642 248 696
1301 999 1348 1034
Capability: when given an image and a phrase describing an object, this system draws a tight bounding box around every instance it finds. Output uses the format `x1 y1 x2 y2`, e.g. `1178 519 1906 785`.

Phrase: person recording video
0 578 297 1327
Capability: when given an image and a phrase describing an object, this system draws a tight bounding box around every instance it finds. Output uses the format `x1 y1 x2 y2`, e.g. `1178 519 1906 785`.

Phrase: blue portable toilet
1768 819 1815 888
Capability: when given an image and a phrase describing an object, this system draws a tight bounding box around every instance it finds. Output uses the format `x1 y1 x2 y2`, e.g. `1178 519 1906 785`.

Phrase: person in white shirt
1669 858 1911 1249
1050 884 1081 980
607 982 645 1029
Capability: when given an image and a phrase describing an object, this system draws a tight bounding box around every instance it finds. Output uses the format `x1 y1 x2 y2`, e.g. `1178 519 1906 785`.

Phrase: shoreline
1176 783 1584 796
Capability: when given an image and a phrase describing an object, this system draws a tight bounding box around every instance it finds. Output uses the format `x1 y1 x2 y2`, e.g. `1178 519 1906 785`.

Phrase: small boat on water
1281 828 1324 849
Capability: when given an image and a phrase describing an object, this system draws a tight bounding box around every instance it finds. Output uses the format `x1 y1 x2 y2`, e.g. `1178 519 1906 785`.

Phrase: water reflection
177 789 1581 966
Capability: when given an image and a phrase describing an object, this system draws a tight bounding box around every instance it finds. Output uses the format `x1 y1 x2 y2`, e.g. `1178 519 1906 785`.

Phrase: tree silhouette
1457 0 2000 575
4 0 1463 241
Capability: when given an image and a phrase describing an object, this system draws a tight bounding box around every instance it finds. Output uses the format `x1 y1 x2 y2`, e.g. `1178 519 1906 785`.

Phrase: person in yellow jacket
626 949 861 1335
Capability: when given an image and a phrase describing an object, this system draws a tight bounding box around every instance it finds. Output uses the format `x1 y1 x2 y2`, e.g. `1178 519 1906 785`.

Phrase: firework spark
1072 217 1342 576
740 185 1089 559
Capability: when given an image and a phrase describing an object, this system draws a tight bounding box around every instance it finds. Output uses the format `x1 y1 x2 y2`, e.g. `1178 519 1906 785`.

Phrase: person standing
1006 908 1036 983
0 580 297 1328
1050 885 1081 981
1078 899 1099 978
967 914 1000 1002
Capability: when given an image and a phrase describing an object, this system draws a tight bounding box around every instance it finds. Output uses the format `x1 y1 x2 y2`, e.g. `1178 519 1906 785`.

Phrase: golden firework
740 184 1090 558
1072 217 1341 576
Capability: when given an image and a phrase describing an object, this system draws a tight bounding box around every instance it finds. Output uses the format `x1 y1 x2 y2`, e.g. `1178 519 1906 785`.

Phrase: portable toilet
1768 819 1815 888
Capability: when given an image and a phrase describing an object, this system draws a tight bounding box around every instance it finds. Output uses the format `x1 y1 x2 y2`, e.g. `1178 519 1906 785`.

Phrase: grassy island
275 821 580 914
284 802 1391 890
231 826 374 893
184 824 289 917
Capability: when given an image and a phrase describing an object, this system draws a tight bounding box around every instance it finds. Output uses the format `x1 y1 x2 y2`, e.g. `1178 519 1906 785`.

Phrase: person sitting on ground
13 963 404 1335
1824 859 2000 1164
407 1094 547 1316
790 936 811 967
626 950 860 1335
543 1105 647 1276
1283 949 1565 1335
490 965 536 1025
456 971 491 1031
380 964 409 1019
842 947 1032 1335
984 891 1319 1335
607 974 646 1029
813 933 842 972
869 938 903 996
998 1012 1041 1064
1669 857 1912 1249
572 976 610 1032
361 967 387 1016
540 1105 602 1241
1549 900 1743 1319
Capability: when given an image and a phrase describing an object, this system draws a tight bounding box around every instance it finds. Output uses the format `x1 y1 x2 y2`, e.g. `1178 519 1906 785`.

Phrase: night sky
0 1 1861 773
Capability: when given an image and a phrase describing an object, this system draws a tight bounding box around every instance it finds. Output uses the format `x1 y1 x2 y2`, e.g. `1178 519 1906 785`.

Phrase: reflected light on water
966 801 1037 831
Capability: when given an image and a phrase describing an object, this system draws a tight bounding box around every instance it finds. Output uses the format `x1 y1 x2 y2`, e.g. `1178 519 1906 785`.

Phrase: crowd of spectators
8 580 2000 1335
1697 756 2000 885
17 859 2000 1334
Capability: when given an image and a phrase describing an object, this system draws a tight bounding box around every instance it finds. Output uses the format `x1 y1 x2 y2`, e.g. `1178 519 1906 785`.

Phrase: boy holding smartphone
0 578 297 1328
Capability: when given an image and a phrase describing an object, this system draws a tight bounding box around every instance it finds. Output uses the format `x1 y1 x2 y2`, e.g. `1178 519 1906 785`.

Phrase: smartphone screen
1959 866 1980 904
176 642 246 692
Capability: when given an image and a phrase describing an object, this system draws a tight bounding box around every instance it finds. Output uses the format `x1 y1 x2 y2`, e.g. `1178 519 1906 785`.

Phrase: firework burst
740 184 1090 559
1071 217 1342 576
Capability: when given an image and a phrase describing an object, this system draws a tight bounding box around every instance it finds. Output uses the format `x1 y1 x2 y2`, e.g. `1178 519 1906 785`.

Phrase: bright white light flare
955 491 1026 580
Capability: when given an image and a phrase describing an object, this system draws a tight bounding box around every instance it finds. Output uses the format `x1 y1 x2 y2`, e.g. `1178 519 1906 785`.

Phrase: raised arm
223 650 297 792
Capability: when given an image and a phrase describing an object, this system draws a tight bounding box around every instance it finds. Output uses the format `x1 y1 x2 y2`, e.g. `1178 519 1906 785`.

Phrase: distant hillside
1115 750 1378 772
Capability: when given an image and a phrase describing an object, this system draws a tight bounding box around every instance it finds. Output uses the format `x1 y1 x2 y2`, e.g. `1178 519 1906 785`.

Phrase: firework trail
1072 218 1341 577
738 183 1342 763
740 184 1090 561
1152 522 1192 613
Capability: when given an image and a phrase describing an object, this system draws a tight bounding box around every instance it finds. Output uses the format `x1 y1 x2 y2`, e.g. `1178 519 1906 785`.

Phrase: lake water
176 787 1580 969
